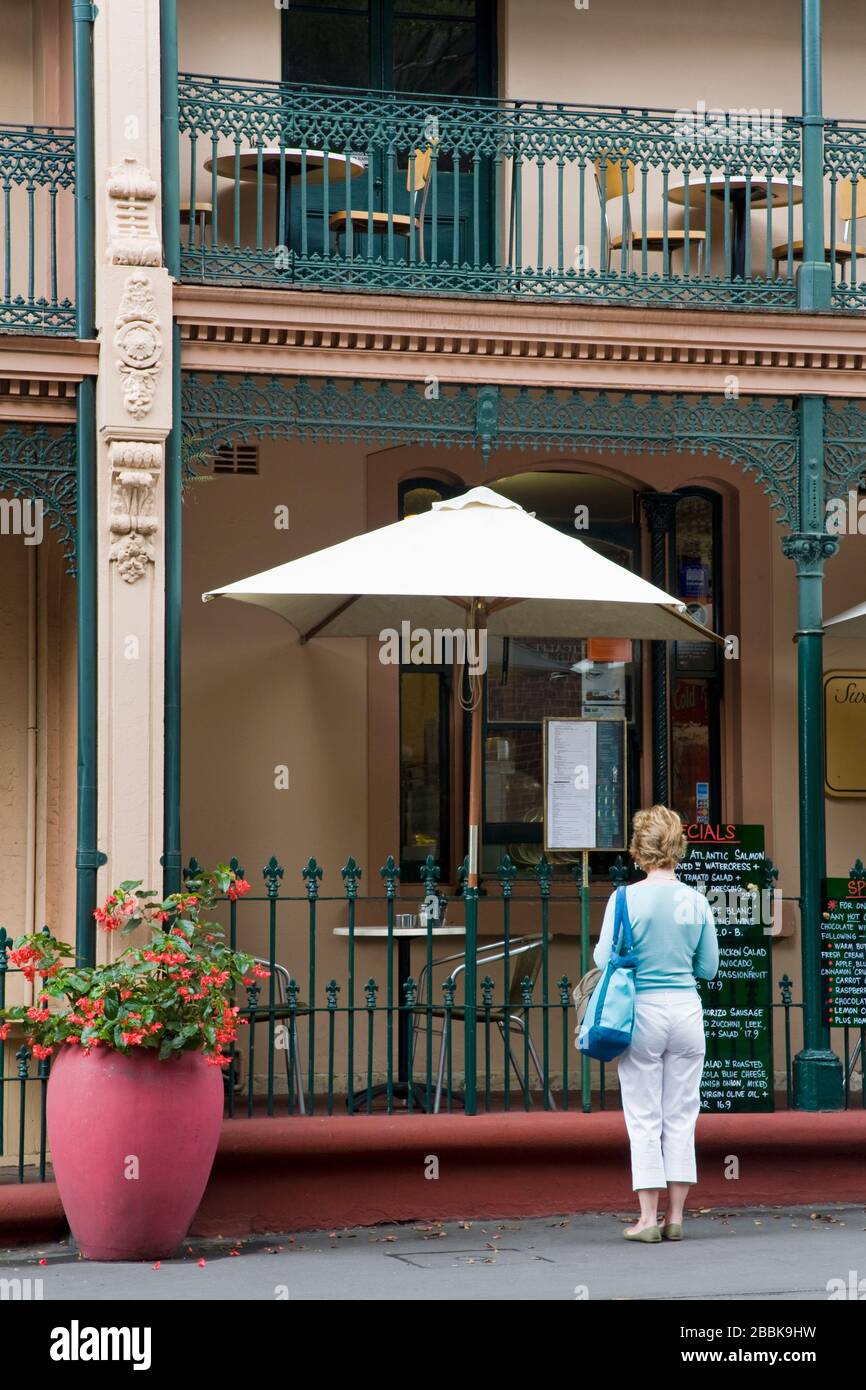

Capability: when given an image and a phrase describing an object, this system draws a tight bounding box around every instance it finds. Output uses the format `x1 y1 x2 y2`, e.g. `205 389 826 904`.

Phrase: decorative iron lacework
179 247 798 310
824 120 866 313
0 426 77 574
177 74 802 310
178 75 802 171
0 125 76 336
825 400 866 500
182 374 802 529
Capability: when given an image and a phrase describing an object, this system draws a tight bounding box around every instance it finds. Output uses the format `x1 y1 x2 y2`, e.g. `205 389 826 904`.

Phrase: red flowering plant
0 865 265 1067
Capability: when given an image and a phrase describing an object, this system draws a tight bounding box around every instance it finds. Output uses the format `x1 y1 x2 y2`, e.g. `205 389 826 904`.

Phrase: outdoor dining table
666 174 803 280
333 922 468 1110
203 148 366 248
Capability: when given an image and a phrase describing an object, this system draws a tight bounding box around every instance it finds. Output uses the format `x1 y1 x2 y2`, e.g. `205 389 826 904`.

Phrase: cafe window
669 489 723 827
398 477 458 881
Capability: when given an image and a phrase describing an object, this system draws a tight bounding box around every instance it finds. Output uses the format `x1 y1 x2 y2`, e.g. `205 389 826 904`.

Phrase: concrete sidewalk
3 1203 864 1300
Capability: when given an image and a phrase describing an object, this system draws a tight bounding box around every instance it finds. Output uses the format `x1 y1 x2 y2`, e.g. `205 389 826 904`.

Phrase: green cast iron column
73 0 103 964
640 493 678 806
781 398 842 1110
161 0 182 892
798 0 831 311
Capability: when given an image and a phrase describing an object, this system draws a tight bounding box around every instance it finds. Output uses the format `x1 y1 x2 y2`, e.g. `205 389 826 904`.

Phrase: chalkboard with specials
821 875 866 1027
676 824 774 1113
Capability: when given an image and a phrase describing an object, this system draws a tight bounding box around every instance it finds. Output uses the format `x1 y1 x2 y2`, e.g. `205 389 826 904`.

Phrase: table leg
730 190 748 281
351 935 429 1112
397 936 412 1084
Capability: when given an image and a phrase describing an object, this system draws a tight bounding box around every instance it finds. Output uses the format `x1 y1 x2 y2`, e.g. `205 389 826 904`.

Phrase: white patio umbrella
203 486 719 886
825 599 866 639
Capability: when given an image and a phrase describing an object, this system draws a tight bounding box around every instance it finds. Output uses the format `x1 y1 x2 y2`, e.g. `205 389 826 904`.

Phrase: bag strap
612 885 634 958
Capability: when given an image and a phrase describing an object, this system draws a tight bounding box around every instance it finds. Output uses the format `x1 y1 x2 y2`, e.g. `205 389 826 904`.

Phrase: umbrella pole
463 602 486 1116
465 599 487 889
468 696 482 889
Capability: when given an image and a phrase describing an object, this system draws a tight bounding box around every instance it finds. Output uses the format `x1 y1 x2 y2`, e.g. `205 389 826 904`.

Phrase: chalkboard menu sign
676 824 774 1113
821 876 866 1027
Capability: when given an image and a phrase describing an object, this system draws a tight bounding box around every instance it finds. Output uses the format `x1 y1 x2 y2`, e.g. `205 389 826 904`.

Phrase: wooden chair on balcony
329 146 434 259
594 156 706 275
772 175 866 280
179 199 213 246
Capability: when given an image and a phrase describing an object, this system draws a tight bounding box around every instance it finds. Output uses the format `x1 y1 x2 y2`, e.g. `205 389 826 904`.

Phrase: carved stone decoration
108 440 162 583
115 272 163 420
106 156 161 266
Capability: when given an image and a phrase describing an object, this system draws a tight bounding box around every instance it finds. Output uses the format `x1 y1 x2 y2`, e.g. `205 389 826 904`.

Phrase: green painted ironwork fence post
781 397 843 1109
160 0 182 892
462 884 478 1114
798 0 831 311
577 852 591 1112
72 0 102 964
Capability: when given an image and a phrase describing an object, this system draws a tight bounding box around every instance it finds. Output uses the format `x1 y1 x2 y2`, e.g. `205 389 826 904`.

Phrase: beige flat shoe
623 1225 662 1243
661 1222 683 1241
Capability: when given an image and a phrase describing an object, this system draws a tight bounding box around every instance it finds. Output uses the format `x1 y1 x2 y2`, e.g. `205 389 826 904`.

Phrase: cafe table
333 921 485 1110
203 148 366 248
666 174 803 280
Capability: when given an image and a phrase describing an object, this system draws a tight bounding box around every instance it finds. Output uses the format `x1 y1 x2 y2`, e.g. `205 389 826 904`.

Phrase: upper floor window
282 0 495 97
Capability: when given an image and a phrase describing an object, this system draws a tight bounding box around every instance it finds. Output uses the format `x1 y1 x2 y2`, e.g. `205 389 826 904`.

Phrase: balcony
175 73 866 315
0 125 76 336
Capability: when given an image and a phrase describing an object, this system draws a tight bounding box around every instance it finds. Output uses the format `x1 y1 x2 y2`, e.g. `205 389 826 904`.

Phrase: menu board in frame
543 717 627 852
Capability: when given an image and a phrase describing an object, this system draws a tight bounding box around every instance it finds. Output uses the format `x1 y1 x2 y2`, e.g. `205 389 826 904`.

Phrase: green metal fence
824 118 866 311
0 125 76 334
3 862 864 1181
176 74 806 309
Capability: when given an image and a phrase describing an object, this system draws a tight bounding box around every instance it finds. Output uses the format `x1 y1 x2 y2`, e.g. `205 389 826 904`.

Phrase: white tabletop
205 149 366 185
667 175 803 208
333 926 465 937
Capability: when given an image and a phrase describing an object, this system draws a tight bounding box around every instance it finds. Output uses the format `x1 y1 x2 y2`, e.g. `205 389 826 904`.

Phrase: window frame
668 485 724 826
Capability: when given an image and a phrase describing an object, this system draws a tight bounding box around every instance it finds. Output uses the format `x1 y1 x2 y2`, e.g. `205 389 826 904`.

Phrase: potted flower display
0 864 263 1261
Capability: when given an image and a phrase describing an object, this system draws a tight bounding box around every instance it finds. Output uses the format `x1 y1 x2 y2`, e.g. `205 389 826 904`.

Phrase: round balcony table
334 922 470 1111
204 148 366 249
666 174 803 280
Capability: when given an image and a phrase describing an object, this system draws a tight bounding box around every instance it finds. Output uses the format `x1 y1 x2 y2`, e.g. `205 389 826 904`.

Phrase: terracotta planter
46 1046 224 1261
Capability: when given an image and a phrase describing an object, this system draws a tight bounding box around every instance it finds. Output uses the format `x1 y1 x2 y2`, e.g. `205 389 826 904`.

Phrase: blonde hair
629 805 687 871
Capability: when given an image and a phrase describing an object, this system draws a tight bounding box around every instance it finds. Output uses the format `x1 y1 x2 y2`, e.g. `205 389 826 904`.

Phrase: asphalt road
3 1203 865 1301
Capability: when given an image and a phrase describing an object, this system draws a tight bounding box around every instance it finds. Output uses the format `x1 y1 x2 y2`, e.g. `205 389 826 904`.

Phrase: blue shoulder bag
578 885 637 1062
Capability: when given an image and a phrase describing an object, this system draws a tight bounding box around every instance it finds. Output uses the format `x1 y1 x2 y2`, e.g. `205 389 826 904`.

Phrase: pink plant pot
46 1046 224 1261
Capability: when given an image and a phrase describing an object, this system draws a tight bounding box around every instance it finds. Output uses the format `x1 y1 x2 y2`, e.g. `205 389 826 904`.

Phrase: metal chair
772 175 866 280
236 956 306 1114
329 145 434 259
595 155 706 276
411 936 556 1112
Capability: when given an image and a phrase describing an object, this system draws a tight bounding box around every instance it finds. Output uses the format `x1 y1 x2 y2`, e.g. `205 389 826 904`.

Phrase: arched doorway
396 467 724 881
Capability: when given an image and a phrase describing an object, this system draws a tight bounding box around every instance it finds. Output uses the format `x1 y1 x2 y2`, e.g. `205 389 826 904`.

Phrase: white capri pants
617 989 706 1191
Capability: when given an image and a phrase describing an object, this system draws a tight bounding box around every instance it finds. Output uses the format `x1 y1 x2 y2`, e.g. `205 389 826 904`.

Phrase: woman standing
594 805 719 1243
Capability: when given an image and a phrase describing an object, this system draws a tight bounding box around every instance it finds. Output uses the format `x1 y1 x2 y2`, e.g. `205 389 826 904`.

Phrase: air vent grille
213 443 258 475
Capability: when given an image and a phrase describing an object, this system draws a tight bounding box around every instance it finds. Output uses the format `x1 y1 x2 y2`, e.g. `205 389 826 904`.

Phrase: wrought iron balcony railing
176 73 824 310
0 125 76 335
823 117 866 311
